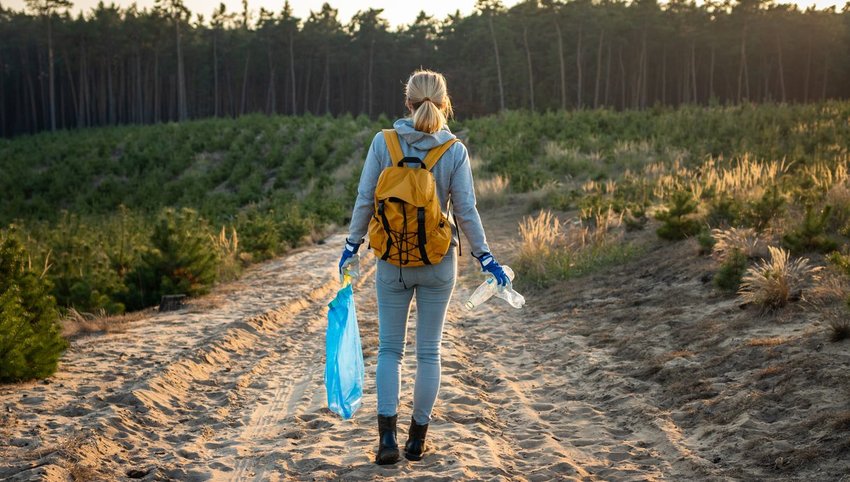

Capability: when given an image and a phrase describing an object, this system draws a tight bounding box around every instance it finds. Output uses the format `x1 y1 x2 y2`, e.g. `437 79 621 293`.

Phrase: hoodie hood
393 117 456 150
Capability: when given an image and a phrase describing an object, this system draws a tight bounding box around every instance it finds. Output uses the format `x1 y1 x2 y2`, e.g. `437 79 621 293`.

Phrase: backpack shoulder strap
423 138 459 171
382 129 404 164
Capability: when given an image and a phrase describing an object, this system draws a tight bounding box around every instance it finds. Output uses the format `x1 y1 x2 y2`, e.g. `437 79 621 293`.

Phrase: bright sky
2 0 846 26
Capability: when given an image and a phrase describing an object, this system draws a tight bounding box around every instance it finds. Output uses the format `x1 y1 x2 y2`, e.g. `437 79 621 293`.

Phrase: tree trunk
240 53 250 115
154 48 160 122
576 25 583 109
604 43 611 107
47 15 56 131
266 47 276 114
690 40 697 104
820 55 828 101
618 46 625 110
709 43 715 101
640 30 648 108
289 29 297 115
594 30 604 109
488 14 505 111
682 51 689 104
175 18 188 121
23 48 37 131
803 41 812 103
135 50 143 123
325 52 331 114
367 38 375 116
661 45 667 105
213 32 219 117
737 24 749 103
62 48 78 125
305 56 312 114
78 43 87 128
107 59 115 124
775 33 786 103
555 18 566 110
522 25 535 111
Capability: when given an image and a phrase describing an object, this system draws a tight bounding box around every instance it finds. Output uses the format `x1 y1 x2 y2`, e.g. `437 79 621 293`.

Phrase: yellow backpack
368 129 458 268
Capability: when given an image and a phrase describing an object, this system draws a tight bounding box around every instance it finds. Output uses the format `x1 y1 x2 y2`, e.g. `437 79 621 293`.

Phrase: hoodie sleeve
346 132 384 244
449 142 491 257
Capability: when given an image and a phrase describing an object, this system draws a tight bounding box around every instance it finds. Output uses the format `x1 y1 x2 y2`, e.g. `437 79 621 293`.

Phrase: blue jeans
375 249 457 424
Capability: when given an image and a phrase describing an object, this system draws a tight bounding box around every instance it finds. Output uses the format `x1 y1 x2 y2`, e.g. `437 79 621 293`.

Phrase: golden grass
738 246 822 311
61 307 148 338
518 210 562 261
802 160 849 192
475 174 511 208
711 227 768 261
644 155 789 204
210 225 243 281
517 208 630 286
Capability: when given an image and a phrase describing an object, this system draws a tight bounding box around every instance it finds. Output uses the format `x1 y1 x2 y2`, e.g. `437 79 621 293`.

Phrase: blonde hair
405 70 454 134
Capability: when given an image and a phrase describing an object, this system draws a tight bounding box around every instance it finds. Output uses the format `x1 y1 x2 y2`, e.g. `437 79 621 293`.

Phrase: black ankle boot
404 417 429 461
376 414 400 465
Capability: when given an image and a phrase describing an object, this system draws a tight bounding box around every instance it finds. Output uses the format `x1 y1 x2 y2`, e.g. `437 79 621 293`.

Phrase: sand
1 210 849 481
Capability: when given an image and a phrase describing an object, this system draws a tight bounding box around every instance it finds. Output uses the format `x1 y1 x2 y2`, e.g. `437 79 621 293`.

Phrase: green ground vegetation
1 113 382 315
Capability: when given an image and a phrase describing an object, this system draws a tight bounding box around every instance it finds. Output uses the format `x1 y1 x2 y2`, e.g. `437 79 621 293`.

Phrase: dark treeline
1 0 849 137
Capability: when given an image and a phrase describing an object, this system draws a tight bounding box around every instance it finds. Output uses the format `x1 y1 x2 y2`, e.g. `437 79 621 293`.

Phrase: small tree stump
159 294 186 312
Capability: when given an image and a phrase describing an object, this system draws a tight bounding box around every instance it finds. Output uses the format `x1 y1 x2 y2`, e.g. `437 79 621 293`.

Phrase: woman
338 70 508 465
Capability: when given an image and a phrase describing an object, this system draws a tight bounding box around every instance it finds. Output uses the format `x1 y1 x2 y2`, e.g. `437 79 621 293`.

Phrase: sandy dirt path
0 228 792 481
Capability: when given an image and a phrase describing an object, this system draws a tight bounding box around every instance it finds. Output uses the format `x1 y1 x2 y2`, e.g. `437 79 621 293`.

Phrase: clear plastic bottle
464 265 525 311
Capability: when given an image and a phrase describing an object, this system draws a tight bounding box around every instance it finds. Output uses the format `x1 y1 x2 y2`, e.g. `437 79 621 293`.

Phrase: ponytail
404 70 453 134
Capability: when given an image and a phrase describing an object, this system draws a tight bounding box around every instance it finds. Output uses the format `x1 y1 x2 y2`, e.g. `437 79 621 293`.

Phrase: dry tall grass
738 246 822 311
644 155 789 204
60 307 148 338
519 210 562 261
517 209 629 287
475 174 511 208
711 227 768 261
211 226 243 281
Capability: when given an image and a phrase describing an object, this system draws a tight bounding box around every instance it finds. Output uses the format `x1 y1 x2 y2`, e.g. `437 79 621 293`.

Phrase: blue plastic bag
325 282 364 419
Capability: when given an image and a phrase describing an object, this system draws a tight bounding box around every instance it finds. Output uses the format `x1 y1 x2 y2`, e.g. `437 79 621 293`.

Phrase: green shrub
697 229 716 255
741 186 785 232
624 205 648 232
782 205 838 254
828 251 850 277
705 194 742 227
655 190 702 240
123 208 219 310
714 249 748 293
235 208 283 261
0 233 67 382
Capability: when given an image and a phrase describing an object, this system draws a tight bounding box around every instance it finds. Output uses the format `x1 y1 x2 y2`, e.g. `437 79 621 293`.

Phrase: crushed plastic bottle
464 265 525 311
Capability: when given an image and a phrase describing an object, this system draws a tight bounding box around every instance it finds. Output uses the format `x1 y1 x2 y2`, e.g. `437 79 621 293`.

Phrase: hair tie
422 97 432 103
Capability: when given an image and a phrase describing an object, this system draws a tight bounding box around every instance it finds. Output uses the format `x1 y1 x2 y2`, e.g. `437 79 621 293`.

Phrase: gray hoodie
346 117 491 257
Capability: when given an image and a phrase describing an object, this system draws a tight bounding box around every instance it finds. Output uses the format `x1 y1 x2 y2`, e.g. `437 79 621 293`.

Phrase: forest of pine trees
1 0 848 138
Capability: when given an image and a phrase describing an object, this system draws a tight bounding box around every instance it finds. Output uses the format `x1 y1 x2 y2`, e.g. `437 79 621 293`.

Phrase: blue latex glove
475 252 509 287
339 238 361 277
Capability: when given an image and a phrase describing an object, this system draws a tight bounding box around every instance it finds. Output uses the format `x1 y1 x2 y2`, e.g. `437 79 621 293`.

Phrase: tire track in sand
223 259 377 482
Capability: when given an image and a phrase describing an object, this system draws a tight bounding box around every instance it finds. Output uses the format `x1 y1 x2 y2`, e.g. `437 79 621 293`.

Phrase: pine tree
124 208 219 310
0 232 67 382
